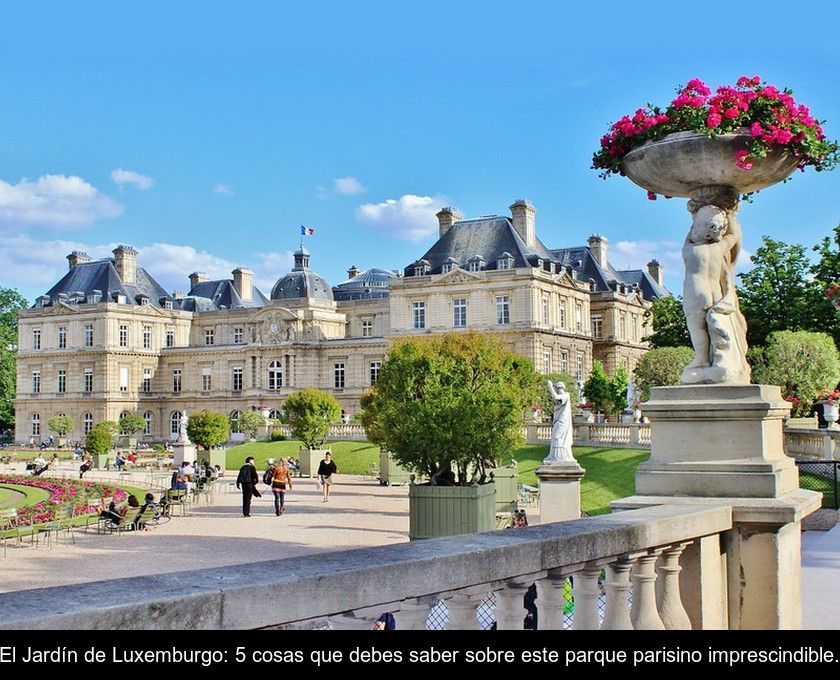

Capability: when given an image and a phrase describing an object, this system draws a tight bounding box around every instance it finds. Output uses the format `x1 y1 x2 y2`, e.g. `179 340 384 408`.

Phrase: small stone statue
543 380 574 464
178 410 189 443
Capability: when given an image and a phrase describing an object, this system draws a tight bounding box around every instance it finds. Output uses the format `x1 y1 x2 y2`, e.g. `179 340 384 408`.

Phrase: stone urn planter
299 447 330 478
409 481 496 540
579 408 593 422
820 402 839 428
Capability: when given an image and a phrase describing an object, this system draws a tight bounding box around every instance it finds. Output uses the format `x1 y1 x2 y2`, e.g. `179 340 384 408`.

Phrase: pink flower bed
0 476 129 526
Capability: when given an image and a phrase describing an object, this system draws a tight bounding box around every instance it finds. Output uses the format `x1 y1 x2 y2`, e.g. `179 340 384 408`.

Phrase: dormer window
412 259 431 276
440 257 459 274
87 290 102 304
496 252 514 270
467 256 485 272
36 296 50 308
137 295 150 306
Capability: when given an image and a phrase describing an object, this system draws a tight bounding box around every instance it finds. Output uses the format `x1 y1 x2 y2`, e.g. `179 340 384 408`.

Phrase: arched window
119 410 131 433
170 411 182 437
268 409 282 421
83 413 93 434
31 413 41 436
143 411 153 436
230 410 242 433
267 360 283 390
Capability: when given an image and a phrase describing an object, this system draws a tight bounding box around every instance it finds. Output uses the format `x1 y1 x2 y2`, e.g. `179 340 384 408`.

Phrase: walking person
236 456 260 517
317 452 337 503
270 458 293 515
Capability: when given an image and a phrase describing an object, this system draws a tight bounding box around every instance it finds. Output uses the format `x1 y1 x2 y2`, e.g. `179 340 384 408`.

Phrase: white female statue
543 379 574 464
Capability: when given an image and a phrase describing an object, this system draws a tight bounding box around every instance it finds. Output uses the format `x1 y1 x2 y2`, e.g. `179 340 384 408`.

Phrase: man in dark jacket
236 456 260 517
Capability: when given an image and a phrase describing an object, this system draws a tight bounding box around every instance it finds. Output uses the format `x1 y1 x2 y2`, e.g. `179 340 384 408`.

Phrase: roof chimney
347 265 360 280
587 234 609 269
112 245 138 284
232 268 253 302
647 259 664 286
189 272 209 290
509 200 536 247
67 251 91 269
436 207 462 238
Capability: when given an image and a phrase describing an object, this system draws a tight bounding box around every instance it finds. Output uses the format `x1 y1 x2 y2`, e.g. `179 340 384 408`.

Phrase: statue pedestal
536 461 585 523
172 442 197 468
613 384 820 629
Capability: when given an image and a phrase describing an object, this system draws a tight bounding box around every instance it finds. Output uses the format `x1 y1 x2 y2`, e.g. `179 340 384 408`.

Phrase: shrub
187 411 230 449
633 346 694 400
48 414 75 437
118 412 145 435
283 389 341 450
86 423 114 456
238 411 264 439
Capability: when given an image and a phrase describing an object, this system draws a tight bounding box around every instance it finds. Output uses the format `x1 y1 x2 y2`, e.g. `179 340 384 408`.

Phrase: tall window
170 411 181 436
576 353 584 382
84 368 93 392
84 324 94 347
268 360 283 390
33 329 41 350
575 304 583 332
370 360 381 385
413 302 425 330
165 330 175 348
57 369 66 393
453 298 467 328
542 298 549 325
543 349 551 374
143 368 152 393
84 413 94 435
143 411 153 436
559 299 566 329
173 369 182 393
202 367 212 391
233 327 244 344
58 326 66 349
229 410 242 434
31 413 40 436
205 329 215 345
560 351 569 374
361 319 373 338
334 362 345 389
232 367 243 391
630 316 637 343
495 296 510 325
119 367 129 392
591 315 603 339
32 370 40 394
619 314 626 340
268 409 282 421
143 326 152 349
119 324 128 347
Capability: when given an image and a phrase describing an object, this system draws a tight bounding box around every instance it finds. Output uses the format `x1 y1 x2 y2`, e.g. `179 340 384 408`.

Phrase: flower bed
592 76 839 198
0 476 129 526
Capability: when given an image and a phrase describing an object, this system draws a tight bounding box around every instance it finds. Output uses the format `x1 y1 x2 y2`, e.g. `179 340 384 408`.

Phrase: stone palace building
14 200 667 444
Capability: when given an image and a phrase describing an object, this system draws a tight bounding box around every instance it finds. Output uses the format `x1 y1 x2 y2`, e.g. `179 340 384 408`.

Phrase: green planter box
300 448 329 478
409 482 496 540
197 448 227 473
378 450 413 486
92 453 110 470
491 465 518 513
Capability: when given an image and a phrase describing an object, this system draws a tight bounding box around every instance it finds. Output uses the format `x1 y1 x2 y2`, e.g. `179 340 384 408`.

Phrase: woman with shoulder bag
271 458 293 516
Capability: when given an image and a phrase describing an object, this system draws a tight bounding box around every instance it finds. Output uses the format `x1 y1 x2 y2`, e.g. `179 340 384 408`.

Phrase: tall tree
642 296 690 349
0 288 27 430
811 223 840 347
737 236 817 347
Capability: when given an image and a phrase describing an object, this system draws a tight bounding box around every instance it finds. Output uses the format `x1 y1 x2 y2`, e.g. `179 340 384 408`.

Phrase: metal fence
797 461 839 509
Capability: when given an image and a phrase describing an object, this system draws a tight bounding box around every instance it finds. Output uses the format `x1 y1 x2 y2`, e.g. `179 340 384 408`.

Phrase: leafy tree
283 388 341 450
0 288 27 429
537 372 580 419
360 332 540 485
642 296 690 349
86 423 114 455
583 361 612 414
633 346 694 400
98 420 120 437
609 365 630 415
359 390 386 445
187 411 230 449
737 237 818 347
810 223 840 347
48 414 75 437
118 412 146 435
238 410 264 439
749 330 840 416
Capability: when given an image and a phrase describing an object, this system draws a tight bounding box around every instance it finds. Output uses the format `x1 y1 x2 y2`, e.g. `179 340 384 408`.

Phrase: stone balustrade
272 423 368 441
0 504 732 630
784 428 839 461
527 421 650 449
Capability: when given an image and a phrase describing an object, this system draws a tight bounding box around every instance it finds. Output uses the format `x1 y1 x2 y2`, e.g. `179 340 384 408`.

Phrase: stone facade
14 202 667 444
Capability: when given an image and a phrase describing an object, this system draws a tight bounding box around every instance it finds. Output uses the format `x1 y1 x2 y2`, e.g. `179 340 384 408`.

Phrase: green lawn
226 440 380 475
0 483 51 509
800 472 838 508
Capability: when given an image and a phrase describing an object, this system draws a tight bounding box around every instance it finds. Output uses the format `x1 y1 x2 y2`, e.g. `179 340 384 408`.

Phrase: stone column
396 596 437 631
444 587 486 630
630 551 665 630
536 462 585 523
602 556 636 630
494 578 532 630
656 543 692 630
536 572 572 631
572 565 604 630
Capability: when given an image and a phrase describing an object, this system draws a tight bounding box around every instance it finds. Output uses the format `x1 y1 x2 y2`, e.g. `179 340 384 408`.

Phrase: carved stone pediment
437 269 483 285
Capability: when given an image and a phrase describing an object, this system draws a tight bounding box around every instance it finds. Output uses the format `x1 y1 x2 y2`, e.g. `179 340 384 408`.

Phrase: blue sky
2 4 839 301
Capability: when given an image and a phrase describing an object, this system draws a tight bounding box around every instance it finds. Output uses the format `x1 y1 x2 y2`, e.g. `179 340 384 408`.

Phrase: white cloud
355 193 448 241
111 168 154 190
333 176 366 195
610 239 683 274
213 184 234 195
0 174 123 230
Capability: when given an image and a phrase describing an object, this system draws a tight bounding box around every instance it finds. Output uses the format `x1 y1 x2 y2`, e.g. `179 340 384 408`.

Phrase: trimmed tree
48 414 75 438
283 388 341 450
361 332 540 486
583 361 612 415
118 412 145 436
749 330 840 416
238 410 264 440
98 420 120 437
633 346 694 401
187 411 230 449
86 423 114 456
609 365 630 415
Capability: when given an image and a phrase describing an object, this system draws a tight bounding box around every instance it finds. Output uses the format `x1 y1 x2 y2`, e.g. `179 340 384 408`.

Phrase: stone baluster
443 586 487 630
572 561 609 630
536 568 577 630
630 549 665 630
656 542 692 629
329 613 374 630
493 576 535 630
397 596 437 630
602 554 641 630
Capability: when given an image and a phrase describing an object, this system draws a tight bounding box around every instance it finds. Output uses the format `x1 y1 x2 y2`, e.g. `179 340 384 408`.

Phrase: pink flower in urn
734 150 754 171
706 111 722 128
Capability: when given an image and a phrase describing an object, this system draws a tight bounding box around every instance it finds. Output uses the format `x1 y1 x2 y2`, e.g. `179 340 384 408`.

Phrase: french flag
300 225 315 236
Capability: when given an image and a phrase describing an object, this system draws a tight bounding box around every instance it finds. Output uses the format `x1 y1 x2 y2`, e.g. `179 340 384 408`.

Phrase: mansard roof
404 216 556 276
39 259 170 308
182 279 268 310
333 267 394 301
551 247 669 300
